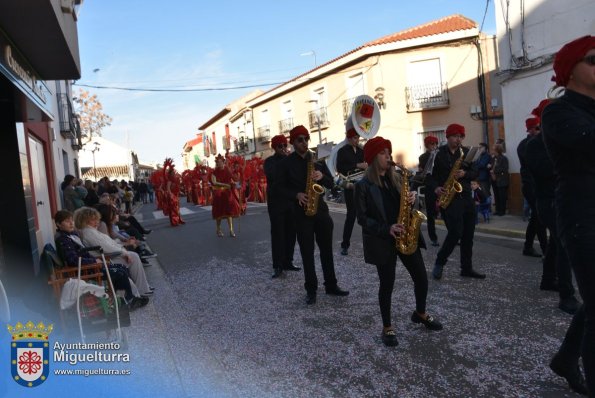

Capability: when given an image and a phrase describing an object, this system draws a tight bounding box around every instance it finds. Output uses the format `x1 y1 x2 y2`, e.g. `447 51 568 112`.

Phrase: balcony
278 118 294 135
57 93 82 150
342 97 357 120
308 107 329 130
257 125 271 142
405 83 449 112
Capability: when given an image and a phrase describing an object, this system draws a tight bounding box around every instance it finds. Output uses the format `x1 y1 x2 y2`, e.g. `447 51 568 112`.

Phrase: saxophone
304 152 325 216
396 168 427 255
438 147 464 209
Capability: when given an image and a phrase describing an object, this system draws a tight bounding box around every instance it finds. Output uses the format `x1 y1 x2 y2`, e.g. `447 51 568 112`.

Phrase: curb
434 219 525 239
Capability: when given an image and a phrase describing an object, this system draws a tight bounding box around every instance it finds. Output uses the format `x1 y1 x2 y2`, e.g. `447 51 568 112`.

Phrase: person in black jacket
418 135 439 246
517 118 548 258
277 126 349 305
524 119 579 315
336 127 367 255
426 123 485 280
355 136 442 347
264 134 299 279
542 35 595 396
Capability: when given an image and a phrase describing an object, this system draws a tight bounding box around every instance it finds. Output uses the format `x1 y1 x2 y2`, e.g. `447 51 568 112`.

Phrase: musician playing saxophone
277 125 349 305
336 127 367 256
425 123 486 280
354 136 442 347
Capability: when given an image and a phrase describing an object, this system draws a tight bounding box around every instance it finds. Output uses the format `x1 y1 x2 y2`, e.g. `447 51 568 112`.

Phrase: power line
73 81 284 92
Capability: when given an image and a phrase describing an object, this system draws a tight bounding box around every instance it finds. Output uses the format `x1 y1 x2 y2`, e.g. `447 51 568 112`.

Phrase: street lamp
307 99 322 144
90 142 100 181
300 50 317 68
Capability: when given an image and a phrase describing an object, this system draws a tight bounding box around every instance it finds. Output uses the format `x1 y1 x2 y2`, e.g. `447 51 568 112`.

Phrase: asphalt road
126 200 581 398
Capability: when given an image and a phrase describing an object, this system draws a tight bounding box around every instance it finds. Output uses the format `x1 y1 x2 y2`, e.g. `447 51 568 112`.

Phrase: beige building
245 14 502 170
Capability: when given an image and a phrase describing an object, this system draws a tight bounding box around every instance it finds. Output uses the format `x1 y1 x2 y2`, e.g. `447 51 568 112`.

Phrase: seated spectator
74 207 153 297
53 210 148 310
95 204 156 264
99 194 151 239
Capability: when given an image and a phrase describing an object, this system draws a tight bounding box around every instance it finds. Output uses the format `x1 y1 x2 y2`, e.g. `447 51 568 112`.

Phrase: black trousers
267 206 296 269
559 218 595 394
341 187 356 249
375 249 428 327
536 198 575 300
424 189 438 242
294 208 338 294
494 185 508 215
523 191 548 254
437 196 476 271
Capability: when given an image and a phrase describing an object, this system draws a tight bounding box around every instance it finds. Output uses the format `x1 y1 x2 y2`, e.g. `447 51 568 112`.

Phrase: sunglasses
295 136 310 143
582 55 595 66
276 144 288 149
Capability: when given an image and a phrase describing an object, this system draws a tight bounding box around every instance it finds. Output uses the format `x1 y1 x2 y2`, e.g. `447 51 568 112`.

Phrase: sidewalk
437 212 528 239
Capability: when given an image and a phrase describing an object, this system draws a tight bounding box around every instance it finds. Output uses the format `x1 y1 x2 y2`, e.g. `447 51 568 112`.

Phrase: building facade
0 0 82 288
494 0 595 212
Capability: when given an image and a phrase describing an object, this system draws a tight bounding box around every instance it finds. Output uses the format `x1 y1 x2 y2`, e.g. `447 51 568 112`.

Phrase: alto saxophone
438 147 464 209
304 152 325 216
396 168 427 255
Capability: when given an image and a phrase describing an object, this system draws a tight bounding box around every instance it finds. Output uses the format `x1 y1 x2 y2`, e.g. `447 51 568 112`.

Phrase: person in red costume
163 158 185 226
211 154 240 237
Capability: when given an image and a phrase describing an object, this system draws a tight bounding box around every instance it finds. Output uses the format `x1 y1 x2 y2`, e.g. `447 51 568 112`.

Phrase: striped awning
81 165 130 180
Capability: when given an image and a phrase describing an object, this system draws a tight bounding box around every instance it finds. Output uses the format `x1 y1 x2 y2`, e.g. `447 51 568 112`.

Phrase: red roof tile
365 14 477 47
249 15 477 104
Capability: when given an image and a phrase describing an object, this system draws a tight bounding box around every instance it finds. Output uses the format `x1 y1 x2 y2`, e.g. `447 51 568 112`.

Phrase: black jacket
524 133 555 200
264 153 291 212
336 144 364 176
542 89 595 228
425 145 478 198
355 175 425 266
277 151 334 215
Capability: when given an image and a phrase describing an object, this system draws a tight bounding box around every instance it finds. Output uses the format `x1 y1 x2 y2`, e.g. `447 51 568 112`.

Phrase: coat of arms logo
7 321 53 387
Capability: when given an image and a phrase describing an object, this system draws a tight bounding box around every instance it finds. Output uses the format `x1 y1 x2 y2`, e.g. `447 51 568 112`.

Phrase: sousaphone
326 95 381 180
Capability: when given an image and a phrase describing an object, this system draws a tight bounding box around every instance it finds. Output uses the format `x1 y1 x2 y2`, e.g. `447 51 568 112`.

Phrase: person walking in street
211 154 240 237
264 134 299 279
277 125 349 305
426 123 486 280
336 126 367 255
525 114 579 315
418 135 439 246
355 136 442 347
517 117 548 258
542 35 595 396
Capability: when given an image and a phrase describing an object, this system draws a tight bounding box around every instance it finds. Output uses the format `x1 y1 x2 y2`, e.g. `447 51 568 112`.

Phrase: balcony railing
405 83 449 112
308 107 329 130
257 125 271 142
342 97 358 120
278 117 294 135
57 93 80 140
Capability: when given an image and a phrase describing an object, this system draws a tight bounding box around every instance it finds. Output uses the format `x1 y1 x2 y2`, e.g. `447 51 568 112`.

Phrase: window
406 57 449 111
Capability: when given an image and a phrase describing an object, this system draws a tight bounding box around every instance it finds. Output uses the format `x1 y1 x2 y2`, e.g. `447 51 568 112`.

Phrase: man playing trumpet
336 127 367 256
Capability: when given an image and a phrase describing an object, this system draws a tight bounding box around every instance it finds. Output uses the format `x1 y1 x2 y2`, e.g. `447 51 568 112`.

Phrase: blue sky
76 0 495 165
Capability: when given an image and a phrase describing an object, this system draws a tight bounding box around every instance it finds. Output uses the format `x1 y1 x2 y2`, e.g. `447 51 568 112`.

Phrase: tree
73 89 113 144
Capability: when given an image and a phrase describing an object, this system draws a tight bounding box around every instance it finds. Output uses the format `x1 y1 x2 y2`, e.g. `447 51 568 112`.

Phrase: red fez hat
363 136 392 165
289 125 310 144
552 35 595 87
270 134 288 148
525 117 540 131
445 123 465 138
531 99 550 118
423 136 439 147
346 128 358 139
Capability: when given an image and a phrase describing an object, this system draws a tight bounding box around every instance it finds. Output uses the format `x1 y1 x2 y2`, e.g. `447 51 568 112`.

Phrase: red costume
163 158 185 226
211 163 240 220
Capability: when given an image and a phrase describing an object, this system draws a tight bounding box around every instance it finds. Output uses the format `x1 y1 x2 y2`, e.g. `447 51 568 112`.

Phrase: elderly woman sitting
54 210 149 310
73 207 153 297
